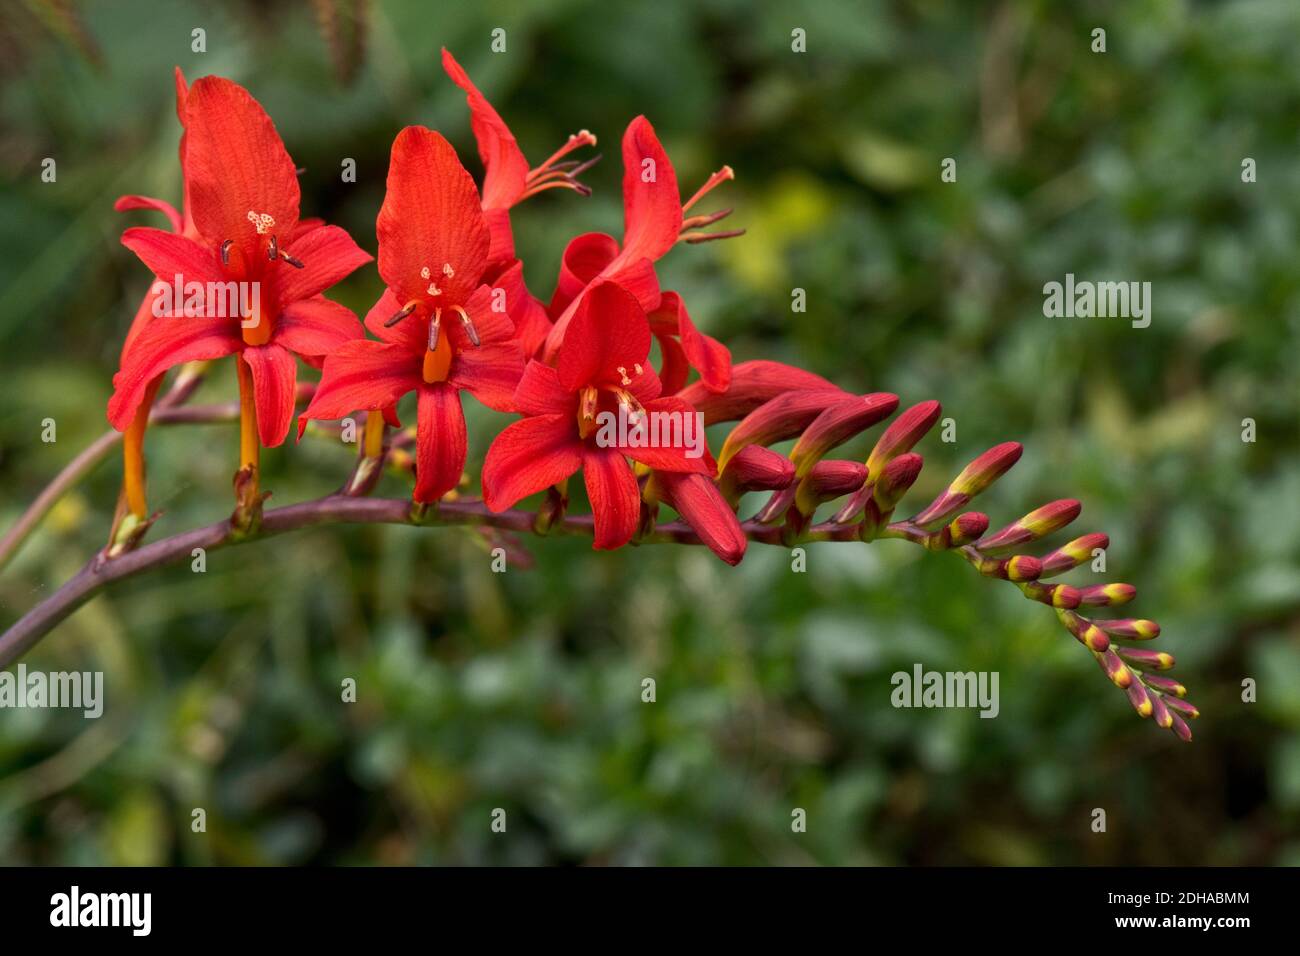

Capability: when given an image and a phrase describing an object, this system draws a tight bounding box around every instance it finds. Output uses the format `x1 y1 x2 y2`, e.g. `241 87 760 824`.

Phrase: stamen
682 166 735 213
614 388 646 423
529 129 598 181
452 305 480 347
384 301 418 328
682 207 733 230
267 235 278 261
278 250 305 269
221 239 234 266
428 309 442 351
680 228 747 245
579 386 599 428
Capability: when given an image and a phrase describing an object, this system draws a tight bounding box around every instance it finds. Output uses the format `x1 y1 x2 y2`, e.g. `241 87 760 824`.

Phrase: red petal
243 343 298 447
549 232 618 317
513 361 575 416
451 341 524 413
121 226 224 289
490 259 552 357
482 413 582 511
582 446 641 550
679 359 840 425
108 317 240 431
540 255 659 362
483 207 515 265
665 292 731 392
115 195 183 233
556 281 651 391
615 116 682 268
297 339 419 438
273 224 372 305
441 48 530 210
121 285 163 361
480 416 582 512
619 396 715 475
655 332 689 395
658 472 746 565
414 383 468 503
276 295 364 358
184 77 299 259
718 388 856 470
377 126 489 306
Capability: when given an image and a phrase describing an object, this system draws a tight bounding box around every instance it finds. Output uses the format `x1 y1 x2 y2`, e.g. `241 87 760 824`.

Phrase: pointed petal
242 343 298 447
556 280 651 391
513 361 575 416
121 226 224 289
108 317 240 430
652 291 731 392
482 413 582 511
276 295 364 358
297 340 419 437
490 259 552 357
658 471 746 565
483 207 516 265
582 445 640 550
377 126 489 306
414 383 468 503
441 48 530 210
184 76 300 258
717 388 857 470
451 341 524 413
115 194 183 233
273 224 372 304
616 116 682 266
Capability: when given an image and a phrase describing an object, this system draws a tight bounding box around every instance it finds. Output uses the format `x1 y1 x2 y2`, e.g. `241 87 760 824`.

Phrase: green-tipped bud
911 442 1023 530
1038 533 1109 578
1059 609 1110 651
1077 583 1137 607
1163 696 1200 720
1095 618 1160 640
1115 647 1176 671
1143 674 1186 698
790 393 898 478
864 400 941 479
975 499 1081 556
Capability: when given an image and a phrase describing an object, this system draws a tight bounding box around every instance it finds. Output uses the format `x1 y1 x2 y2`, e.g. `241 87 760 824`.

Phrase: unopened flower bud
975 499 1081 555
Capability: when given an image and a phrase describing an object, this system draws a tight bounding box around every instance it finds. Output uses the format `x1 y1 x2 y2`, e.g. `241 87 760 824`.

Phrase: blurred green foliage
0 0 1297 865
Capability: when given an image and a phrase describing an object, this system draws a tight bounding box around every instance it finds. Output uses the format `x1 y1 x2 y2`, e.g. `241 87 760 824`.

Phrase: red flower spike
109 75 371 448
483 281 712 550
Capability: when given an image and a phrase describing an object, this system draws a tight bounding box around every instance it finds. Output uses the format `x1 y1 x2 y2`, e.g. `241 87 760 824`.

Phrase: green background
1 0 1297 865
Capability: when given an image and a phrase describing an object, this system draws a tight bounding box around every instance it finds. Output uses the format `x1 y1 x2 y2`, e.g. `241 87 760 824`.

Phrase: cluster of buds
661 363 1198 741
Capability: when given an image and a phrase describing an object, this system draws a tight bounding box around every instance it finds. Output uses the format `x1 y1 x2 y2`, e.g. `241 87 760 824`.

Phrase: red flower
299 126 524 503
441 47 596 358
540 116 738 389
107 76 371 447
483 281 713 550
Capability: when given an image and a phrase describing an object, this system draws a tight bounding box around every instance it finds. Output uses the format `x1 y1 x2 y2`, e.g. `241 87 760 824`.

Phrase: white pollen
442 263 455 277
420 266 431 279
